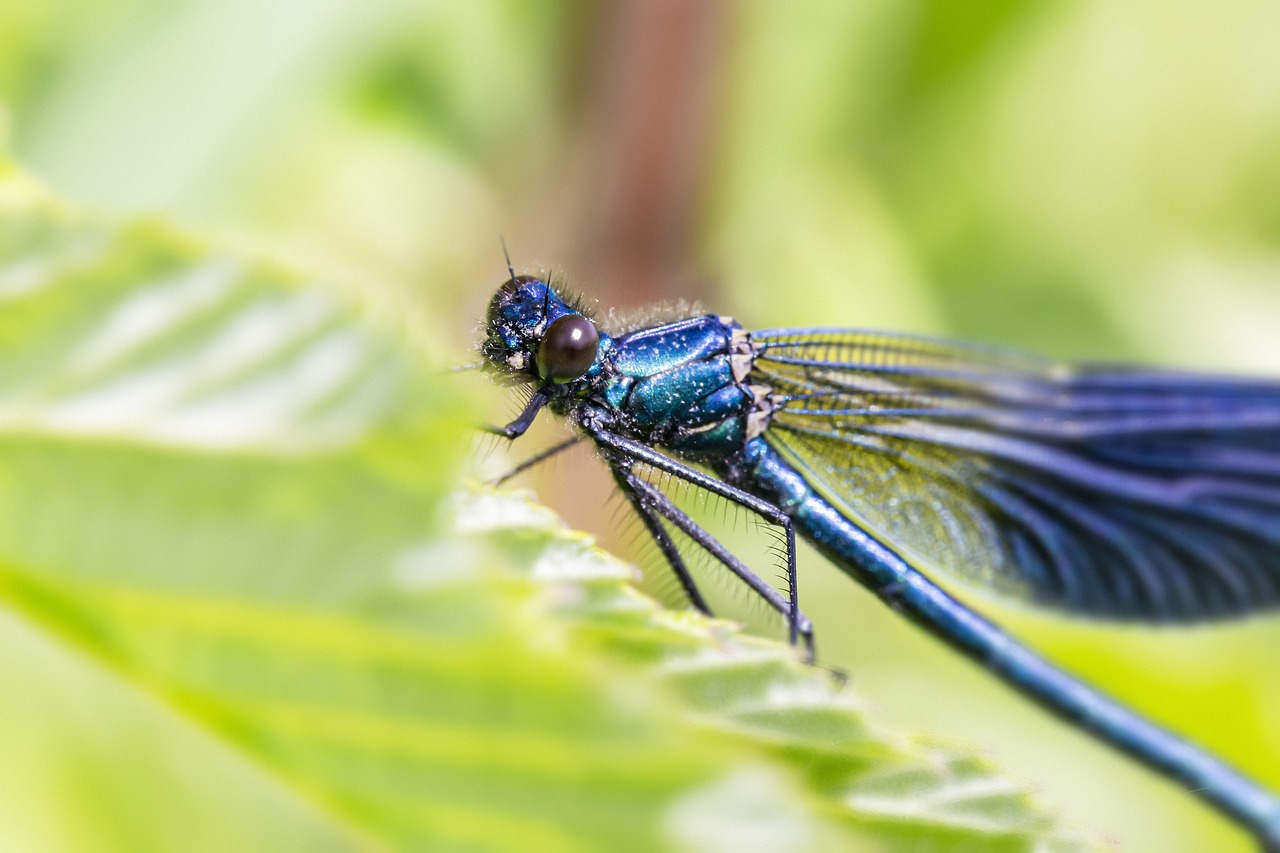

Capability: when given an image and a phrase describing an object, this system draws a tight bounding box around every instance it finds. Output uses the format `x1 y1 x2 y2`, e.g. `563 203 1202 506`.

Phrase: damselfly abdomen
480 272 1280 849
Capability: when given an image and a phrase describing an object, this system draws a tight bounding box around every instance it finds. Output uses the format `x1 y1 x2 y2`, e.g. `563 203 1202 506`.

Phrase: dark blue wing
751 327 1280 621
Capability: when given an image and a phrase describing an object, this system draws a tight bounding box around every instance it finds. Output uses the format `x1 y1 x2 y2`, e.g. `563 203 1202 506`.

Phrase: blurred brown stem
560 0 729 307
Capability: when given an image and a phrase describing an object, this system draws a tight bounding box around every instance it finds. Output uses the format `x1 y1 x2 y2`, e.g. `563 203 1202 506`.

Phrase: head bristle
543 271 595 321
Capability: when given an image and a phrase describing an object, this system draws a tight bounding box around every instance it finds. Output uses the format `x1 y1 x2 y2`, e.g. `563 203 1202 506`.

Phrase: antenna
500 236 516 282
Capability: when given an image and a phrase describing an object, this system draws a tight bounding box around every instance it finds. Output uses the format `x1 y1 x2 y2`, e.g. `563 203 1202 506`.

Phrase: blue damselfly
481 270 1280 848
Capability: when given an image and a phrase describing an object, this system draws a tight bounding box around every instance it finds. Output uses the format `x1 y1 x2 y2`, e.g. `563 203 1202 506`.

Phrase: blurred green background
2 1 1279 851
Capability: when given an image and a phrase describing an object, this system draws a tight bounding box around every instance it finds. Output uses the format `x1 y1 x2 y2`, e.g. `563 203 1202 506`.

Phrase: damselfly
480 270 1280 849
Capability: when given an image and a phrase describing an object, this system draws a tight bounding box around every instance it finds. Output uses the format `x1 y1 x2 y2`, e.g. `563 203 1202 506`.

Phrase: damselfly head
481 276 601 386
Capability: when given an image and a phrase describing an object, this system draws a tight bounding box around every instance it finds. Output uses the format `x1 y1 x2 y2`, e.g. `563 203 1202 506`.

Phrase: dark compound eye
536 314 599 383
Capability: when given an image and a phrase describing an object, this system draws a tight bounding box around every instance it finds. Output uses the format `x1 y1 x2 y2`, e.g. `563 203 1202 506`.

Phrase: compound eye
536 314 599 383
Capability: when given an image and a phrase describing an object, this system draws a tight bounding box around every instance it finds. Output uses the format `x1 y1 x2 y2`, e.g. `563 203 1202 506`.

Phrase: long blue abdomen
725 436 1280 844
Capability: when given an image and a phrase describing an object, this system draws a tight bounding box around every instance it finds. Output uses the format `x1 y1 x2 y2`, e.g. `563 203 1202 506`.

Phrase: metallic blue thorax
598 315 765 457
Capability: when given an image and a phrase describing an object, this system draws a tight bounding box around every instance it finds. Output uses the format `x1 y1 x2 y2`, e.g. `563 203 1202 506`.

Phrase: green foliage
0 166 1092 851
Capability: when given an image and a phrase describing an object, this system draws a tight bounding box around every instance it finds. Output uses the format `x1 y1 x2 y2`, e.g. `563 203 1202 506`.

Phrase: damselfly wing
753 327 1280 620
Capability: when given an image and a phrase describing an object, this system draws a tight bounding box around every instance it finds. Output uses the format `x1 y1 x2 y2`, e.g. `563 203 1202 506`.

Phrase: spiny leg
484 386 551 440
588 425 806 651
612 465 713 616
626 467 814 661
489 435 582 486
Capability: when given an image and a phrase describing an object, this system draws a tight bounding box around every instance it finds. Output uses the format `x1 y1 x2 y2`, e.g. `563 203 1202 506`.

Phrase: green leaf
0 163 1092 852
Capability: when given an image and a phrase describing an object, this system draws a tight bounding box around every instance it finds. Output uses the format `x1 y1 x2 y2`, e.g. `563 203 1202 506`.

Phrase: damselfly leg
619 466 815 661
611 466 713 616
488 435 582 487
587 424 813 660
484 387 551 440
